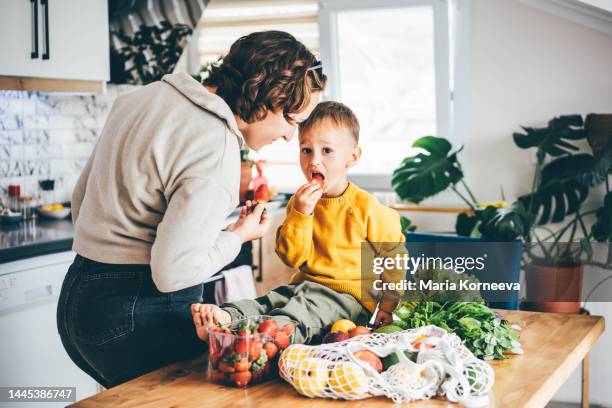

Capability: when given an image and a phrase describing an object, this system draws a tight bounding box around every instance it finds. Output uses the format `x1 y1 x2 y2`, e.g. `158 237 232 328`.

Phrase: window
184 0 460 192
319 0 452 181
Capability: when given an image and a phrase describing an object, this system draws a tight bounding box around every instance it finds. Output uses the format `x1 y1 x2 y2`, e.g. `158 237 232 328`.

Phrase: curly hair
203 31 326 123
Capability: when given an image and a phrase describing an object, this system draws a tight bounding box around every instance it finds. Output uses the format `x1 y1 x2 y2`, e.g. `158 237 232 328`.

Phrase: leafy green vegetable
393 300 522 360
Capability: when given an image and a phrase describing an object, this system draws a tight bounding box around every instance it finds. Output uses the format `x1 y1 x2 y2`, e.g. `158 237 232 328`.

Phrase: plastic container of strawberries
208 315 298 387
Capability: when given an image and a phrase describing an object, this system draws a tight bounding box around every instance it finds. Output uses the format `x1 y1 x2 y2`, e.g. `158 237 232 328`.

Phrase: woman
57 31 326 388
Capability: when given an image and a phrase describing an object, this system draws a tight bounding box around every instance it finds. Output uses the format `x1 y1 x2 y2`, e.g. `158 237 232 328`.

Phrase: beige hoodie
72 72 244 292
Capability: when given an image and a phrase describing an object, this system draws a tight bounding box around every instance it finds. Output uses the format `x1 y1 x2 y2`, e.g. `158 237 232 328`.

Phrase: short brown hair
203 31 326 123
299 101 360 144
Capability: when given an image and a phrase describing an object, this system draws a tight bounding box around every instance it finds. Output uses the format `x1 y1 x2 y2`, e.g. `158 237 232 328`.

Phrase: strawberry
218 362 235 373
283 324 294 335
235 371 252 387
249 340 263 361
254 184 270 203
273 331 290 349
263 342 278 359
234 357 250 372
235 337 249 355
258 320 279 337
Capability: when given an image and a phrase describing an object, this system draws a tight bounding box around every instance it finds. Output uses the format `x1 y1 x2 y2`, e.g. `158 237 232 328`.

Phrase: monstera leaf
579 115 612 186
592 192 612 242
392 136 463 204
513 115 585 157
585 113 612 157
478 203 532 241
519 154 591 224
578 148 612 187
455 211 481 237
455 203 531 241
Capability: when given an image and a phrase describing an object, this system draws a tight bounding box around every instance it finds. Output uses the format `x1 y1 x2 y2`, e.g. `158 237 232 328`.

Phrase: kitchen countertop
0 196 290 264
0 218 75 263
71 310 606 408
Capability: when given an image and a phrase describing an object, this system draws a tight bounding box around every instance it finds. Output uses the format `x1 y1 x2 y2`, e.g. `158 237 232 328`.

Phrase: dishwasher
0 251 98 407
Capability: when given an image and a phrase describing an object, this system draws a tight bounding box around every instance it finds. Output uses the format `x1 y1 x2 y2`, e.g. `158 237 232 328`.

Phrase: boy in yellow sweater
192 101 405 343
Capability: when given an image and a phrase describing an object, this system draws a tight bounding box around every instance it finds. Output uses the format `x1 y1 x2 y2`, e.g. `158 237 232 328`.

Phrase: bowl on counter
0 211 22 224
38 204 71 219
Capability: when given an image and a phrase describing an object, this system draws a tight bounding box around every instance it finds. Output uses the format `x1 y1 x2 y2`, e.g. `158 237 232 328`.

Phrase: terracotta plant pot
240 161 253 203
525 263 583 314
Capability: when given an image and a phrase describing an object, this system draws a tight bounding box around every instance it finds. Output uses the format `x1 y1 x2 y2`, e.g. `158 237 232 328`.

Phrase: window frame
318 0 454 189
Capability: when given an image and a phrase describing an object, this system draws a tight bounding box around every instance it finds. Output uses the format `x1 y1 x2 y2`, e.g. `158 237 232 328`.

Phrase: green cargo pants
220 281 370 344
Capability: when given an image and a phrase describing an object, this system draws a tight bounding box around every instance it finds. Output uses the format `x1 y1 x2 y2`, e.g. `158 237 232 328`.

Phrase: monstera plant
512 114 611 313
392 115 610 246
391 136 528 241
392 113 611 313
511 115 611 261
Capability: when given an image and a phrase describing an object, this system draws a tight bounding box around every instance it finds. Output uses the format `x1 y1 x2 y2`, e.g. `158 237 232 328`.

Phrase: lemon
291 358 328 397
330 319 356 334
328 362 369 398
279 345 314 379
477 201 507 209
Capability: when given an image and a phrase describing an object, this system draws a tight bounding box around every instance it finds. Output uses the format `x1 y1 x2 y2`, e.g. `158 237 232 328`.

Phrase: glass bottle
8 184 21 213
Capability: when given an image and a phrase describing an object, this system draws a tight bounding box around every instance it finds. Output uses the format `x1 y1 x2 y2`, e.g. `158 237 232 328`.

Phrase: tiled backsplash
0 85 136 204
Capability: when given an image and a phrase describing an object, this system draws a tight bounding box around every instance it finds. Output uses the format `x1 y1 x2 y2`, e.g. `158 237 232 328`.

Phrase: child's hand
293 181 323 215
373 309 393 328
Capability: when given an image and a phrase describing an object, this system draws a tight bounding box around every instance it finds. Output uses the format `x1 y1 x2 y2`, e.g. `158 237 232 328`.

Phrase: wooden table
71 310 604 408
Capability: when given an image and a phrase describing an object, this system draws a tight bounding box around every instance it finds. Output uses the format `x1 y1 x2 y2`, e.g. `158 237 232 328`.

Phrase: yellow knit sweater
275 182 406 313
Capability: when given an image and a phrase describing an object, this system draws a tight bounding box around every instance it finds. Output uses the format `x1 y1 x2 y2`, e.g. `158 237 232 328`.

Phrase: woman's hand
293 181 323 215
226 202 270 243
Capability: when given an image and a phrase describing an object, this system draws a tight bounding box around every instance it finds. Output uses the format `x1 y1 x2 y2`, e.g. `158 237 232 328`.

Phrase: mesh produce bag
279 325 494 407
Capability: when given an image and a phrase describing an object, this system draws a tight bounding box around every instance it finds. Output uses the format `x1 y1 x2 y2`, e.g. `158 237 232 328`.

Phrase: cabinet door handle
30 0 39 59
41 0 50 60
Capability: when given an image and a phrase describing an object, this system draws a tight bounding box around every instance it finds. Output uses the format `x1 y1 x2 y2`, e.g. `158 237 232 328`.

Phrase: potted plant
391 114 611 313
512 114 611 313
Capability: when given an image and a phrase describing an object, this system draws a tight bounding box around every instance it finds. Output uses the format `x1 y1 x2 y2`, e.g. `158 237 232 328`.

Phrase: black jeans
56 255 207 388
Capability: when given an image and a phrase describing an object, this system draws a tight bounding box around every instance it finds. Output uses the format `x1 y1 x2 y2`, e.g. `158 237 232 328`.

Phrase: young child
192 101 406 344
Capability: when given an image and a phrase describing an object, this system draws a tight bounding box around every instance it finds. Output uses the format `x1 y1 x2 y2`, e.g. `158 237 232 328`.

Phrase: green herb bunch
393 301 522 360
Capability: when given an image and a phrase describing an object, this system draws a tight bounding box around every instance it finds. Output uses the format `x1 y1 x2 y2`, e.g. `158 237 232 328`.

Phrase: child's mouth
311 171 325 185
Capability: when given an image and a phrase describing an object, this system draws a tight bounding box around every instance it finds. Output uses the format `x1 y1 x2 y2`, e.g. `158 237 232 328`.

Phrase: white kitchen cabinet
0 251 99 407
0 0 109 90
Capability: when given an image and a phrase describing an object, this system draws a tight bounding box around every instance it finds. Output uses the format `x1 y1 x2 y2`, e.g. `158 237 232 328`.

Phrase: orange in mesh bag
279 325 494 407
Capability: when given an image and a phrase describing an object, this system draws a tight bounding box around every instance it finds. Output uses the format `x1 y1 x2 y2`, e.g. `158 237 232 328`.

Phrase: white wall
401 0 612 232
460 0 612 405
464 0 612 206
